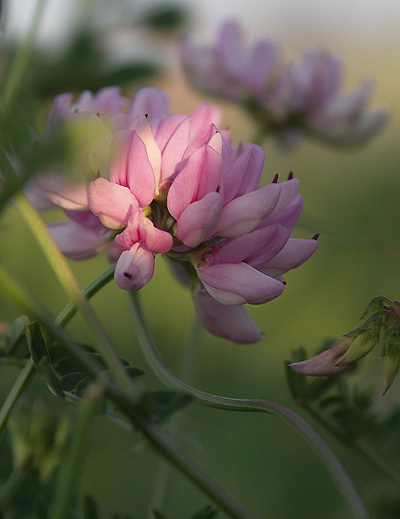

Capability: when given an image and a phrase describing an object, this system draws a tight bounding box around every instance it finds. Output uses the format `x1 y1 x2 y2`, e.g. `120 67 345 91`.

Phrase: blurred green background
1 0 400 517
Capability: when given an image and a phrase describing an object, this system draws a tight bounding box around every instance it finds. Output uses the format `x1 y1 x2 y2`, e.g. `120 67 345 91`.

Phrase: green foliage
4 315 30 359
26 321 65 399
286 343 400 450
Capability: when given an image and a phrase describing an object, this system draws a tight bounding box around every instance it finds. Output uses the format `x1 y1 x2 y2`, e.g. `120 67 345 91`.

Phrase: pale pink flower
87 101 223 290
39 86 318 343
180 20 387 148
180 19 279 102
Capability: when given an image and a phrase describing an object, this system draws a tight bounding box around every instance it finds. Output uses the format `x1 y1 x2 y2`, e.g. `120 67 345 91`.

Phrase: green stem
129 291 368 519
14 193 132 392
0 263 258 519
0 265 115 438
51 383 100 519
2 0 48 110
0 359 35 438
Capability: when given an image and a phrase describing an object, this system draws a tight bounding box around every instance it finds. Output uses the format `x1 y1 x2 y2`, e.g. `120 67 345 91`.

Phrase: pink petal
222 143 265 204
175 191 223 247
167 144 222 219
37 174 88 210
115 212 173 253
128 86 170 120
88 177 139 229
289 340 352 376
47 220 111 260
243 40 279 96
193 283 263 343
189 103 223 140
216 183 281 238
260 237 319 277
108 130 132 186
197 262 285 305
114 243 155 291
215 224 289 265
126 127 158 205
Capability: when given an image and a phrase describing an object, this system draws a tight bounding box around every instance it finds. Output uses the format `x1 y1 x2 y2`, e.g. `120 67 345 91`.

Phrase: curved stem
129 291 368 519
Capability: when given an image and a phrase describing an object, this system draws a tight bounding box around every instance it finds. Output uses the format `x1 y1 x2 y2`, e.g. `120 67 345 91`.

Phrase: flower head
180 19 387 148
41 86 318 343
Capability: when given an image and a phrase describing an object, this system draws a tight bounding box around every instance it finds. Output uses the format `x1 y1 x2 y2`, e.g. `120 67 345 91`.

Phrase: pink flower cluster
35 86 318 343
180 20 387 148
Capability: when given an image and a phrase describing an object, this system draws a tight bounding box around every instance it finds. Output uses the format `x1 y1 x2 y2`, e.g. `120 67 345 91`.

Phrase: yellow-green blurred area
1 1 400 517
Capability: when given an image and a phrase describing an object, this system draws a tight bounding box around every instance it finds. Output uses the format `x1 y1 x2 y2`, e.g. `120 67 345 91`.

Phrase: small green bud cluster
345 296 400 394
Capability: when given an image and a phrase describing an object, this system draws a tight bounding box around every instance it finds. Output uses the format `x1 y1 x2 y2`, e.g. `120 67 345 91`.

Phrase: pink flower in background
287 50 387 147
180 19 280 102
180 19 387 148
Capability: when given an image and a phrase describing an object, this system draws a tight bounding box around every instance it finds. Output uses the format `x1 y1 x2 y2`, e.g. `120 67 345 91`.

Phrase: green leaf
140 390 193 424
26 321 64 399
61 372 90 393
125 366 145 381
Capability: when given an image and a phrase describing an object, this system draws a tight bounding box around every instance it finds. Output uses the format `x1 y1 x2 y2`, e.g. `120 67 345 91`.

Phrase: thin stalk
147 316 203 518
15 193 132 391
129 291 369 519
2 0 48 110
51 383 101 519
0 265 115 438
0 359 35 438
0 262 259 519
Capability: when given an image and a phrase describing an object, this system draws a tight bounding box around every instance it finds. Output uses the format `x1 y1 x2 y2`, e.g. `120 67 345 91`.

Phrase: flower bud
114 242 155 291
